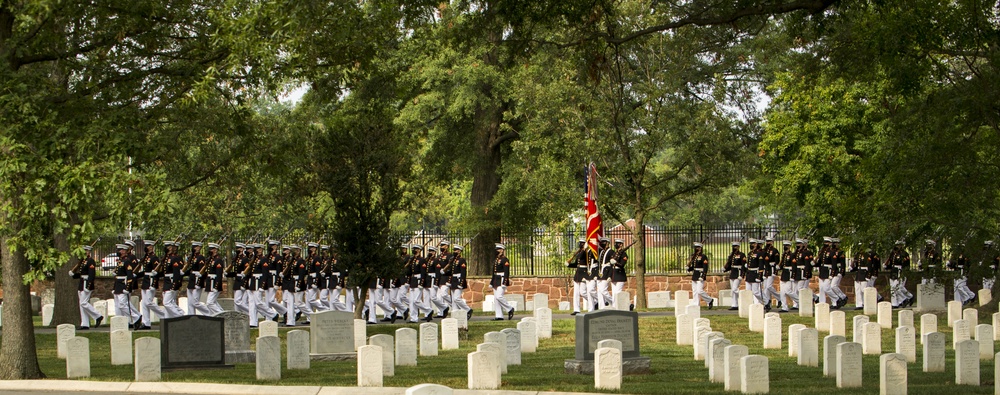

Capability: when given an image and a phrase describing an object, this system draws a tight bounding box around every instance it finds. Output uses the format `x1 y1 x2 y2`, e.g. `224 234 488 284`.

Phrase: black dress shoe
594 303 599 311
629 304 634 311
363 310 370 321
381 316 393 322
94 316 104 328
571 311 579 315
508 308 515 320
708 300 714 310
133 318 143 329
492 317 504 321
854 306 864 310
403 309 410 319
441 307 450 317
776 302 782 309
367 321 378 325
729 306 738 311
467 309 474 320
78 326 90 330
424 313 434 322
295 312 303 322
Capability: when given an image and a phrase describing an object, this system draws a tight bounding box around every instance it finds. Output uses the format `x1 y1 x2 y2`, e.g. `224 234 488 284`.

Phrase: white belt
82 275 89 279
332 272 340 276
208 274 217 278
165 274 173 278
494 272 505 276
310 273 316 277
823 265 832 268
894 266 902 269
253 274 262 278
269 270 277 274
116 276 127 280
412 274 421 278
428 274 436 278
145 272 154 276
694 268 703 271
293 276 300 280
454 274 462 278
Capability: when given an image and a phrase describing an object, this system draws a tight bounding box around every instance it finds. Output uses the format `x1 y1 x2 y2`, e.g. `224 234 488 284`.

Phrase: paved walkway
0 380 613 395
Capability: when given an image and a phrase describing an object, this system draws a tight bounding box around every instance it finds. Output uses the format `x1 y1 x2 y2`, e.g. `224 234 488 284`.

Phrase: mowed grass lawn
16 309 999 394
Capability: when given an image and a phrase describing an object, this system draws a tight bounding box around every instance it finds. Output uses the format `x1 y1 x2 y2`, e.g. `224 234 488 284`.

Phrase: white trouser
585 279 598 311
729 278 743 307
368 287 392 322
597 280 612 308
954 277 975 303
187 287 211 315
234 285 249 314
984 278 996 293
140 288 166 326
284 290 310 325
114 292 140 322
162 290 185 318
392 286 410 313
494 285 513 318
346 287 357 312
205 290 223 315
408 287 431 321
854 280 867 307
921 277 936 284
438 283 453 307
451 288 471 311
572 281 586 312
306 287 326 312
692 280 712 303
765 275 780 302
376 287 397 318
748 282 765 304
78 289 103 327
818 278 838 304
611 282 625 308
830 274 847 299
326 288 349 312
429 284 448 313
780 280 798 310
890 278 912 306
249 289 274 326
319 288 330 308
266 287 287 315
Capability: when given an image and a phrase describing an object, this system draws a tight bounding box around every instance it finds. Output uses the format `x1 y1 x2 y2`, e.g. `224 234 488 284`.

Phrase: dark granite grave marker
565 310 649 374
161 315 232 370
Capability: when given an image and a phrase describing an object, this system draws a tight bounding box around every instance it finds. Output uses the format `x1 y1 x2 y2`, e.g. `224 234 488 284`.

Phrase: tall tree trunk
632 210 647 308
0 193 45 379
355 287 368 320
51 218 81 327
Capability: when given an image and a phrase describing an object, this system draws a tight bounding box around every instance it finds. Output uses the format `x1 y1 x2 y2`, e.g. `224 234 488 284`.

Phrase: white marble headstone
788 324 805 358
877 302 892 328
963 308 978 329
749 304 764 333
974 324 994 360
476 343 505 376
674 291 691 316
483 332 507 373
594 347 622 390
134 337 160 382
763 316 781 349
879 353 907 395
57 324 75 359
815 302 830 332
354 319 367 351
258 320 278 338
898 310 914 329
42 304 54 326
863 322 881 355
895 326 916 362
798 288 814 317
534 307 552 339
738 290 752 319
853 315 869 344
709 338 732 383
830 310 846 337
517 320 537 353
420 323 439 357
836 342 862 388
370 334 395 376
797 327 819 367
110 315 129 333
920 313 937 344
723 344 749 391
532 293 549 309
953 319 971 349
863 288 878 315
740 355 769 394
922 331 945 373
467 350 500 390
501 328 521 366
111 329 133 365
256 336 281 380
442 318 460 350
287 330 310 370
358 345 383 387
395 328 418 367
947 300 962 327
66 336 90 378
676 314 693 346
647 291 671 308
614 291 631 311
955 339 980 386
453 309 468 330
823 335 846 377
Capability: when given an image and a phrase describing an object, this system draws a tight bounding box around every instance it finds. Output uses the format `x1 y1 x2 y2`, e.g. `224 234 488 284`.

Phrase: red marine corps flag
584 162 604 259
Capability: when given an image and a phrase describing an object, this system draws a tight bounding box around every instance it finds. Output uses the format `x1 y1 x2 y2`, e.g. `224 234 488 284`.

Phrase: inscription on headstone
740 355 769 394
370 334 395 376
57 324 75 359
836 342 862 388
880 353 907 395
311 311 355 356
920 313 937 345
396 328 419 367
594 347 622 390
535 307 552 339
421 323 439 357
255 336 280 381
830 310 846 337
823 335 846 377
443 318 460 350
895 326 916 362
517 320 538 353
111 329 133 365
974 324 994 360
724 344 749 392
955 339 980 386
922 331 945 373
214 311 254 364
575 310 639 360
709 338 732 383
66 337 90 378
467 350 500 390
853 315 869 344
287 330 310 370
134 337 161 382
358 345 383 387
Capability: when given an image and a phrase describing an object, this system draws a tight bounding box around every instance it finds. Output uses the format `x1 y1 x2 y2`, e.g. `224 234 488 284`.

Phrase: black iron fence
90 224 790 278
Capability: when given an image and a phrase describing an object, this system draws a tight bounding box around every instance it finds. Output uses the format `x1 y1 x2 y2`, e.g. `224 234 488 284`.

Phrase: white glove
610 259 617 264
194 272 202 277
151 271 157 276
69 271 75 276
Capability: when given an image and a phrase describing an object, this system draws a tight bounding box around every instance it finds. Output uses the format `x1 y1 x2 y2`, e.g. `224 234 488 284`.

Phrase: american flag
584 162 603 260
